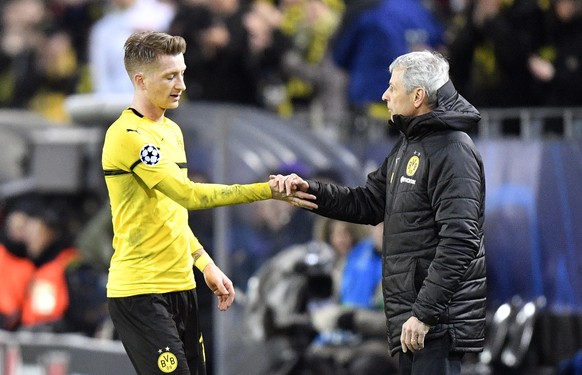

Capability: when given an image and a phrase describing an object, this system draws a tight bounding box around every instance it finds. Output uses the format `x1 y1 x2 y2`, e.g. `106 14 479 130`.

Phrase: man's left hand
203 263 235 311
401 315 430 353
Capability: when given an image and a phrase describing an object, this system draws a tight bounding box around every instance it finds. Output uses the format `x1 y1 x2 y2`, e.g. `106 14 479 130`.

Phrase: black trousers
108 290 206 375
398 334 464 375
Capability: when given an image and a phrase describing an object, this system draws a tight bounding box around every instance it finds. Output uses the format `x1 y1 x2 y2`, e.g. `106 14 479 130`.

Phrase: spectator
332 0 445 115
0 0 82 121
0 196 108 336
274 0 349 138
337 222 382 308
242 216 339 374
170 0 278 106
0 199 31 257
29 27 81 122
168 0 217 101
0 0 47 108
243 1 293 108
307 222 399 374
528 0 582 107
312 216 368 296
169 0 290 105
89 0 175 96
0 201 36 330
47 0 103 67
447 0 546 108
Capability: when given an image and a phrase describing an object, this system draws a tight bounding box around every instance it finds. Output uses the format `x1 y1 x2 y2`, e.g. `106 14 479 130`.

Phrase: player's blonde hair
123 31 186 78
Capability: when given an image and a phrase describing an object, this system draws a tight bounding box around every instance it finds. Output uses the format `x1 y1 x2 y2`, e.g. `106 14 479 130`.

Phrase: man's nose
381 88 389 102
176 75 186 91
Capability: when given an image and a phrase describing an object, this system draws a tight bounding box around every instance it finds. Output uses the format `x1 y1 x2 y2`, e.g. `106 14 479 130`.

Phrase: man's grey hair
389 50 449 108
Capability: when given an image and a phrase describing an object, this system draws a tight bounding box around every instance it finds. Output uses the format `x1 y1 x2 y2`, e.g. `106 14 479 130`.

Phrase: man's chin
166 101 180 109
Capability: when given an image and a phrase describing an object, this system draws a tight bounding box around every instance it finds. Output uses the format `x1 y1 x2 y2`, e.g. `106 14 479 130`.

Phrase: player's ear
133 73 145 89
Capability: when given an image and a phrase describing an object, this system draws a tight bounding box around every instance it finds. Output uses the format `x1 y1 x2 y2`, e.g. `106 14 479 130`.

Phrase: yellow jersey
102 108 272 297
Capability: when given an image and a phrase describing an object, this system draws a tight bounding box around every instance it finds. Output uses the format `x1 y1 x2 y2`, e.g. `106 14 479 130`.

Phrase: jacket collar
389 80 481 139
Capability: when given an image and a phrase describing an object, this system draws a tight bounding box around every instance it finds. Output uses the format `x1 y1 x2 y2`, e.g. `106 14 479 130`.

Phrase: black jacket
307 81 486 355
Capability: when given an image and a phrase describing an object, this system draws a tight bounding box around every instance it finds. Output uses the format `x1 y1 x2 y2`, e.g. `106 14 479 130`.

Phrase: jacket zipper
389 138 408 194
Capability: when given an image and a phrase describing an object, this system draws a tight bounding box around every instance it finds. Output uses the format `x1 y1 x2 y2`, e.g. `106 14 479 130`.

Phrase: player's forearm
156 174 272 209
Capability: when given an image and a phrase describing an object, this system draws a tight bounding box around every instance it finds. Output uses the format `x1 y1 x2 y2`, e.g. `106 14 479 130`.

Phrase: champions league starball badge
140 144 161 166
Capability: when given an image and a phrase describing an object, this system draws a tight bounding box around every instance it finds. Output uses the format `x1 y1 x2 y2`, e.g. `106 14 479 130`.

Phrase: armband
194 252 213 272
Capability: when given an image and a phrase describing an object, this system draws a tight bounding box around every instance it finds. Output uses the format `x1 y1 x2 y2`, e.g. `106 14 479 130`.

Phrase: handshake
268 173 319 210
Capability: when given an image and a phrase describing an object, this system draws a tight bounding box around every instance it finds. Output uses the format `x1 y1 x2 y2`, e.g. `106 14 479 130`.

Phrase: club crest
406 155 420 177
157 348 178 373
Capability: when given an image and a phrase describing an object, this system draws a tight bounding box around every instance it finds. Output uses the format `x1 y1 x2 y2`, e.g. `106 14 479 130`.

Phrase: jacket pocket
413 258 430 295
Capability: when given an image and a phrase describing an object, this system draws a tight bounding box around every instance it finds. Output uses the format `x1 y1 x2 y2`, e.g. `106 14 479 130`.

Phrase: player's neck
130 99 165 123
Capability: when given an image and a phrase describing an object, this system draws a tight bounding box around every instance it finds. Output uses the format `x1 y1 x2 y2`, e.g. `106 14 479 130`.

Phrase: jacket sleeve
306 157 389 225
412 141 484 326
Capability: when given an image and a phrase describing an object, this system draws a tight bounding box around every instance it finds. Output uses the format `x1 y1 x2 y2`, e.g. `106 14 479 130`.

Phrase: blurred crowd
0 0 581 139
1 0 582 372
0 193 109 338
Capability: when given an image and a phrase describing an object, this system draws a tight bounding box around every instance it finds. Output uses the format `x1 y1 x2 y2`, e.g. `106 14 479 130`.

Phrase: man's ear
133 73 145 89
413 88 426 108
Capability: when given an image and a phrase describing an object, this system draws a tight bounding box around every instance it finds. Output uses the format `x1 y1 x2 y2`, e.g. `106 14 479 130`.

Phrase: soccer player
101 31 316 374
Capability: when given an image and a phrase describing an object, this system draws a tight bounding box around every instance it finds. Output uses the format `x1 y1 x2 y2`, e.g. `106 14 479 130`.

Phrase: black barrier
0 330 135 375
